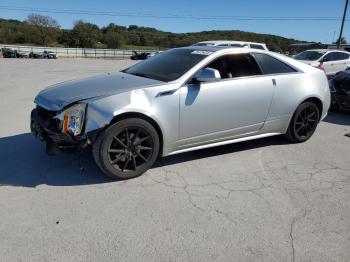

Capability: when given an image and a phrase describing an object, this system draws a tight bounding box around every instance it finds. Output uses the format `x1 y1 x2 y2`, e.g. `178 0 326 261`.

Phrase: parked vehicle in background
42 51 57 59
31 46 330 179
192 41 269 50
329 68 350 111
29 50 57 59
29 51 43 59
130 51 150 60
1 48 16 58
294 49 350 76
14 50 29 58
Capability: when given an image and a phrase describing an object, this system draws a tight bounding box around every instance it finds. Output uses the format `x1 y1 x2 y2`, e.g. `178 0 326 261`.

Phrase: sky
0 0 348 43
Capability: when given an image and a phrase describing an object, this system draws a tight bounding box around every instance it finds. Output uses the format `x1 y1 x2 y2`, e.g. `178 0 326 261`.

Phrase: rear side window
207 54 261 79
250 44 265 50
336 52 350 60
253 53 297 75
323 52 338 62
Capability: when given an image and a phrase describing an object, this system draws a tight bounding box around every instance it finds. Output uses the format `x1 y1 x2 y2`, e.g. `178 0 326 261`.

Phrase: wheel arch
299 97 323 121
109 112 164 156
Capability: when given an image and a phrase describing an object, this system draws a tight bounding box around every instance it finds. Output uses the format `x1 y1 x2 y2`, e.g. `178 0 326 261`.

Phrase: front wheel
93 118 160 179
285 101 320 143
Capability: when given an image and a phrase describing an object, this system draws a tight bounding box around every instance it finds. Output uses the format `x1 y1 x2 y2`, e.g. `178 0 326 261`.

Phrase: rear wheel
93 118 160 179
285 101 320 143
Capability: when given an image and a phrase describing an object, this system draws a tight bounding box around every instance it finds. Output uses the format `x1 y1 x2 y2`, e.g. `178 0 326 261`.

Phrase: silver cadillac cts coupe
31 46 330 179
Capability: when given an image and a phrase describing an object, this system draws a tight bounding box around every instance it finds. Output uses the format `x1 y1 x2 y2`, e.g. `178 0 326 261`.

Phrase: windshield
124 49 209 82
294 51 326 61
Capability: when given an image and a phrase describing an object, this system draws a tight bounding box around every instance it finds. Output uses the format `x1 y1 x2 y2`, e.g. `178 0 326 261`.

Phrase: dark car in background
1 48 16 58
130 51 150 60
329 69 350 111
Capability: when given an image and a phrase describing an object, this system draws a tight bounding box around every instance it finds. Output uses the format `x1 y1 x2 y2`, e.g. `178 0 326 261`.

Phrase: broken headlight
56 103 87 136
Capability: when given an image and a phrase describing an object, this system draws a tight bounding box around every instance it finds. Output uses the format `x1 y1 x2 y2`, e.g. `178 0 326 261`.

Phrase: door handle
272 79 277 86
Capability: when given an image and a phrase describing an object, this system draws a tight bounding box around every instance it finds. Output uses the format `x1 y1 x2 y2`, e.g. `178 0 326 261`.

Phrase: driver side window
207 54 262 79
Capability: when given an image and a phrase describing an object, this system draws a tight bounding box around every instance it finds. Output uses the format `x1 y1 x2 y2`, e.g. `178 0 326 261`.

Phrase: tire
93 118 160 179
285 101 320 143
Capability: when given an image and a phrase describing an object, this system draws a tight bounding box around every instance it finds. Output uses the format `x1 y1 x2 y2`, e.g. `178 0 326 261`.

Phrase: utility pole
337 0 349 49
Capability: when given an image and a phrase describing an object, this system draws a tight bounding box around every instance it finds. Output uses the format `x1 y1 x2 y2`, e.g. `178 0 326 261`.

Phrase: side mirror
194 67 221 83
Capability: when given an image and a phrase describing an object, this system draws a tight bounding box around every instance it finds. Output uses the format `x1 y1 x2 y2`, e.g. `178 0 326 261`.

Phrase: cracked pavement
0 59 349 262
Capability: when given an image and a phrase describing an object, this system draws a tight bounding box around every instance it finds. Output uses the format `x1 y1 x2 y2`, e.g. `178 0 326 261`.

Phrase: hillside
0 17 300 52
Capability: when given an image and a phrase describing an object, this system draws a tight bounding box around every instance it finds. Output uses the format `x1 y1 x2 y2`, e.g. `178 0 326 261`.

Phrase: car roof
194 40 266 46
179 45 267 53
177 46 276 58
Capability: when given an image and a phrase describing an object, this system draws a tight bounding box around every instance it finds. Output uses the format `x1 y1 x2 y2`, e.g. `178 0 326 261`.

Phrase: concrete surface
0 58 349 262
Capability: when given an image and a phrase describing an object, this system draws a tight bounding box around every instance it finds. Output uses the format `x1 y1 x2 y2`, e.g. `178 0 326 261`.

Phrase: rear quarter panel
265 69 330 133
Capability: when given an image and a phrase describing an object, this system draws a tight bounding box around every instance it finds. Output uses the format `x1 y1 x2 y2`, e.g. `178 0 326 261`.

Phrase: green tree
0 17 301 52
70 21 101 48
101 23 127 48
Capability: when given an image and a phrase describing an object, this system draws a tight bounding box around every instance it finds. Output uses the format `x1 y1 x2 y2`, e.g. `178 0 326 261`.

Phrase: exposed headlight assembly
58 103 87 136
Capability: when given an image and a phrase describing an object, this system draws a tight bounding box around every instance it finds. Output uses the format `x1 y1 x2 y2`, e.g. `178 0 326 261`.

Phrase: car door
322 52 341 75
178 53 275 147
336 52 350 71
332 52 347 73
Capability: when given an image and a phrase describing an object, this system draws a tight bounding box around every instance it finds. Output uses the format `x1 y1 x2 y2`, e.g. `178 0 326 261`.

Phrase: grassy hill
0 17 300 52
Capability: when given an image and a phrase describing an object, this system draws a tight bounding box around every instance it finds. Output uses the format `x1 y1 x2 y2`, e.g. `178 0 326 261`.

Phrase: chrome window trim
184 71 303 87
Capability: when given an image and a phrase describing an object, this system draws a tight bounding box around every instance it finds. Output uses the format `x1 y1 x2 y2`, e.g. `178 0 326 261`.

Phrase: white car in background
294 49 350 76
192 40 268 50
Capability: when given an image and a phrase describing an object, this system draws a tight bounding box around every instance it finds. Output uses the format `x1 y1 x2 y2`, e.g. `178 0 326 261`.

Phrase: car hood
35 72 163 111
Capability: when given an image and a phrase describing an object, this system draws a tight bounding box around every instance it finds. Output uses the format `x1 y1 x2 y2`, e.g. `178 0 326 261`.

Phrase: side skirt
164 132 282 156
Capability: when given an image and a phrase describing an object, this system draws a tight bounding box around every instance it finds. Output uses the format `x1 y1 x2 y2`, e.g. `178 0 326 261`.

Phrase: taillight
313 65 326 73
317 65 325 72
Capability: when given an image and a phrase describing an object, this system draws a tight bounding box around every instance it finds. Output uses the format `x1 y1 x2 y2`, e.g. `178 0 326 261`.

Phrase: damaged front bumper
30 107 98 155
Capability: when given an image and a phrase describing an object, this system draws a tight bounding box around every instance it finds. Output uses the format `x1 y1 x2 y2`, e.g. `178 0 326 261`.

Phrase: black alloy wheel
93 118 160 179
286 101 320 143
108 127 153 172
